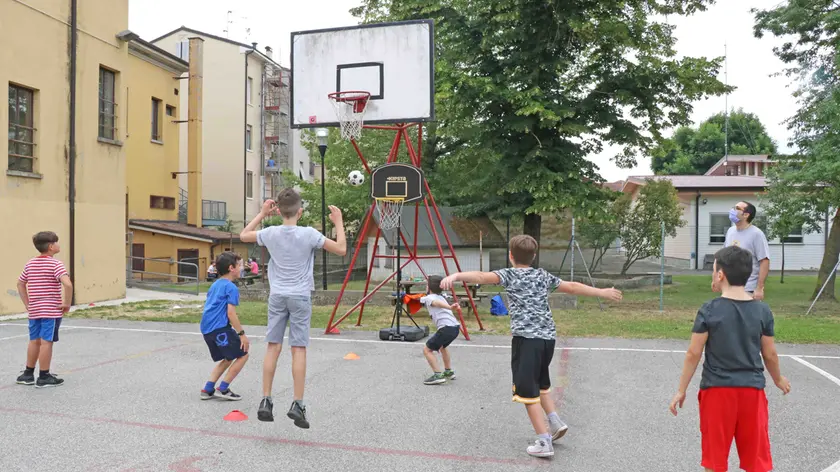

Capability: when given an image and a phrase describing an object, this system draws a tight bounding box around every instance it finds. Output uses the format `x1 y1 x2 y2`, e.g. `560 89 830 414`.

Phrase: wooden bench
236 274 260 287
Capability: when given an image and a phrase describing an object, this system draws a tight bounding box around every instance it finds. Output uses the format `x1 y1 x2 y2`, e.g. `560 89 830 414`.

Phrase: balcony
202 200 227 227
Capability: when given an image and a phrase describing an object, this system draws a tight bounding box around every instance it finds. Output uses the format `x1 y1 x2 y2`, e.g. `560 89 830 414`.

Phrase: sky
129 0 798 182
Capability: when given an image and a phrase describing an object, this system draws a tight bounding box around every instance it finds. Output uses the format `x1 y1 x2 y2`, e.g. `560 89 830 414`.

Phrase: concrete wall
1 0 128 314
125 49 182 222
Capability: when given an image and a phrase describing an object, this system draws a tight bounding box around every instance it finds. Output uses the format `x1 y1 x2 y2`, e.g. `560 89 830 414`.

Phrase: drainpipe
68 0 78 302
695 192 701 270
244 44 256 228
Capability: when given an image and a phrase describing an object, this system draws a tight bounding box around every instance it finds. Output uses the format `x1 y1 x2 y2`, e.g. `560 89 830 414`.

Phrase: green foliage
618 179 685 274
350 0 732 228
217 218 235 233
652 109 778 175
753 0 840 299
576 193 623 272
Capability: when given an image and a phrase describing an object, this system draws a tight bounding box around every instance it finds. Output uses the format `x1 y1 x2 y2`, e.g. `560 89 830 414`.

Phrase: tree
618 179 685 274
651 109 778 175
576 195 625 273
350 0 731 267
762 185 810 284
753 0 840 300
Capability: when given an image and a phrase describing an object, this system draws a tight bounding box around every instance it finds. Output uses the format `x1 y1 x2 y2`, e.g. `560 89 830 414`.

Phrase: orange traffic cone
343 352 360 360
223 410 248 421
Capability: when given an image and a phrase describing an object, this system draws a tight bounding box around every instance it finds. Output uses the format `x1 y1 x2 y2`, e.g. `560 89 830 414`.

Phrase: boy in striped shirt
16 231 73 388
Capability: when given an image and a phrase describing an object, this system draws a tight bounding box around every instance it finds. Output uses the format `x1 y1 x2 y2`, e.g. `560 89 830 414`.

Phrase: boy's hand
775 376 791 395
61 302 71 314
328 205 343 225
754 287 765 301
600 287 623 302
669 391 686 416
260 199 276 217
450 303 459 310
240 334 250 353
440 274 459 290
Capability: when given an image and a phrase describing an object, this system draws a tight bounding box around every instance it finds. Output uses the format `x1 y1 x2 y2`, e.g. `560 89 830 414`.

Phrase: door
177 249 200 281
132 244 145 271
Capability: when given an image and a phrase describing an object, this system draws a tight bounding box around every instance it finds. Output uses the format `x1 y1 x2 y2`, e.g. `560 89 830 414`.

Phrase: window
309 161 315 176
247 77 253 105
709 214 730 244
98 67 117 140
753 216 803 244
175 40 189 61
8 84 35 173
246 125 252 150
166 105 175 117
245 171 254 199
150 195 176 210
151 98 162 141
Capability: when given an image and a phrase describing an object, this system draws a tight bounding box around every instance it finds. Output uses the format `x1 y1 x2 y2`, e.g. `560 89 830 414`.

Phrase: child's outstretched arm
761 336 791 394
669 332 708 416
440 271 500 290
556 281 622 302
429 298 459 310
321 206 347 256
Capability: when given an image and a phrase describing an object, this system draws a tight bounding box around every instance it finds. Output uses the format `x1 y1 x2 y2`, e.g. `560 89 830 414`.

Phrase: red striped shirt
18 256 69 319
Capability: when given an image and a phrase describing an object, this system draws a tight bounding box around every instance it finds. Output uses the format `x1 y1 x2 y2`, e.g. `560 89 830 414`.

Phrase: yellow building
118 32 252 283
0 0 129 314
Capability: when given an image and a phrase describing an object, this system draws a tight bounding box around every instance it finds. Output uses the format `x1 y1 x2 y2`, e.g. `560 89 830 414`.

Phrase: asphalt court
1 319 839 472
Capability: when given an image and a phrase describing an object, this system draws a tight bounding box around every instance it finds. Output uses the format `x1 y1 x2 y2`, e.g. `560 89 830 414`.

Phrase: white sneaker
526 438 554 458
550 418 569 441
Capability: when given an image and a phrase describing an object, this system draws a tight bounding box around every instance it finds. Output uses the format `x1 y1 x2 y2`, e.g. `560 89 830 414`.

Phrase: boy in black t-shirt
669 246 791 472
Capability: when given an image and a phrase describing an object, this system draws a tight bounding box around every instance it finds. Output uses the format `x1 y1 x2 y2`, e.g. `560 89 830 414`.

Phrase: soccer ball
348 170 365 186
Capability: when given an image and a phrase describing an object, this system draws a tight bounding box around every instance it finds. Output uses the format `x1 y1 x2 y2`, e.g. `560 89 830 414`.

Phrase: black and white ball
348 170 365 186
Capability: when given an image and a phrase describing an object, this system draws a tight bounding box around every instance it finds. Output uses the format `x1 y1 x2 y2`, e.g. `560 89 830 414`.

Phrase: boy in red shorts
16 231 73 388
669 245 791 472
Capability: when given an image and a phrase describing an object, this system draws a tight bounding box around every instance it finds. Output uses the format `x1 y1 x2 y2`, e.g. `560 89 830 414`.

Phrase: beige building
153 27 310 230
1 0 131 314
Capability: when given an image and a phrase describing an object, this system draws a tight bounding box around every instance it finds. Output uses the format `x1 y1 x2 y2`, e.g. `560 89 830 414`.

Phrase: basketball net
328 91 370 141
375 197 404 231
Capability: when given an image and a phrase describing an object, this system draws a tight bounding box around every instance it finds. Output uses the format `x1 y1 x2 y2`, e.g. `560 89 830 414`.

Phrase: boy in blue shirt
200 252 250 401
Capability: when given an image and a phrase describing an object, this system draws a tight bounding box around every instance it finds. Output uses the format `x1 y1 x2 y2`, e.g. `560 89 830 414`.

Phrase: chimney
265 45 272 59
187 37 204 227
252 42 258 50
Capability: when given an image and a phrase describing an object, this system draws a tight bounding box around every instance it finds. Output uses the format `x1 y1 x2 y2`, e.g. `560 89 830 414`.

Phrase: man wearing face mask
723 201 771 300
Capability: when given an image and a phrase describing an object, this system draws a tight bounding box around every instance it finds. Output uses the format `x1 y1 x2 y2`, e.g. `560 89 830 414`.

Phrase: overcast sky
129 0 798 182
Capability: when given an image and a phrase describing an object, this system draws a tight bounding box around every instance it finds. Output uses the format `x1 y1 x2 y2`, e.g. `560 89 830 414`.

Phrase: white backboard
290 20 435 128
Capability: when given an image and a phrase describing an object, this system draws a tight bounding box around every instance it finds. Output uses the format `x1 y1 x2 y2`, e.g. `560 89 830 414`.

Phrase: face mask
729 209 740 224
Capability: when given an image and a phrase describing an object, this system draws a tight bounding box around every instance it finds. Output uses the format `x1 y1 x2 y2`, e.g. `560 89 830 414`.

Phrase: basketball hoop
375 197 404 231
328 91 370 140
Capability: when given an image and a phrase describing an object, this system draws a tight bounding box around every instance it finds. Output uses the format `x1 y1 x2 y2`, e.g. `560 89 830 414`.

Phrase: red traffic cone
326 325 340 335
223 410 248 421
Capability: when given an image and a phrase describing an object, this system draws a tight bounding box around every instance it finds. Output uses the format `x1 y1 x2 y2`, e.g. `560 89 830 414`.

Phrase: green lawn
71 274 840 344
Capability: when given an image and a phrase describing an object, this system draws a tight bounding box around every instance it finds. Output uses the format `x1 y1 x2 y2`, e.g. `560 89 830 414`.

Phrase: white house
622 156 833 271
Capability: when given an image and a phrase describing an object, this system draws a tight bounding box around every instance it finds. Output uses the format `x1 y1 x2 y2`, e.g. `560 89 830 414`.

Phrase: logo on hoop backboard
309 116 317 124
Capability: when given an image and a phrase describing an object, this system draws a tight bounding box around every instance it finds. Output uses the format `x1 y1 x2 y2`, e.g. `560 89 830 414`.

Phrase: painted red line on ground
0 407 539 466
553 345 571 410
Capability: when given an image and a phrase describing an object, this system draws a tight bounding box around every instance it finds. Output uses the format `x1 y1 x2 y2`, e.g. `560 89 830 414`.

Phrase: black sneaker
216 389 242 401
257 397 274 422
200 389 215 400
35 373 64 388
287 401 310 429
16 372 35 386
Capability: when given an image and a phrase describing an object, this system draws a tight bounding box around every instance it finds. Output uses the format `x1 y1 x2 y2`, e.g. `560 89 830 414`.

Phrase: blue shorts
29 318 62 342
203 326 247 362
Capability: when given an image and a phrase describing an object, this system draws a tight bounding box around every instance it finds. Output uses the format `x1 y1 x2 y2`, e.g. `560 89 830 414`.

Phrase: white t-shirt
724 225 770 292
420 294 460 329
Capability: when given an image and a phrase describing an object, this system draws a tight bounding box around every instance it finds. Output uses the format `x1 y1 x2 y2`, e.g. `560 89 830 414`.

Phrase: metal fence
126 255 200 295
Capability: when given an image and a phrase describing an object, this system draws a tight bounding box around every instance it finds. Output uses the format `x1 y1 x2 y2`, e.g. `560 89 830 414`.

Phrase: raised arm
240 200 275 243
440 271 500 290
321 205 347 256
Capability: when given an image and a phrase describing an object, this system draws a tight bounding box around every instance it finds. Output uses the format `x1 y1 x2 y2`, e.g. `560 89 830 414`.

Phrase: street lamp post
317 128 328 290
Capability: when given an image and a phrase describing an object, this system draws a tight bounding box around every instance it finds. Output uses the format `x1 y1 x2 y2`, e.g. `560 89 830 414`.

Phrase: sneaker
443 370 456 381
35 373 64 389
423 373 446 385
526 438 554 458
16 372 35 386
200 389 215 400
287 401 310 429
257 397 274 422
549 418 569 441
216 389 242 401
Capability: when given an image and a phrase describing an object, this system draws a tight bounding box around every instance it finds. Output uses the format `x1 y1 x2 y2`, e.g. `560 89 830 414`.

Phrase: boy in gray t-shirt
669 246 790 471
240 188 347 428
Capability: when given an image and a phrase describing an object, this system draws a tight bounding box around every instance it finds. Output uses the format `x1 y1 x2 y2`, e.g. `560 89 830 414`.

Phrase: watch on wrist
238 330 245 336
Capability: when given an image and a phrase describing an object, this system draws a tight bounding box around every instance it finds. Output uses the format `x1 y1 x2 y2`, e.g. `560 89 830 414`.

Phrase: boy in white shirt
420 275 461 385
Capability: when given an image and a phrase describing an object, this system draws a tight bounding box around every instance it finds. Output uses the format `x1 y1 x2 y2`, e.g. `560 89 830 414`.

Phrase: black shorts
425 325 460 351
203 326 247 362
511 336 555 404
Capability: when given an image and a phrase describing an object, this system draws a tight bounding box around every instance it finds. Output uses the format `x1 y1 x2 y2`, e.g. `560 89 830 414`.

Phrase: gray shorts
266 294 312 347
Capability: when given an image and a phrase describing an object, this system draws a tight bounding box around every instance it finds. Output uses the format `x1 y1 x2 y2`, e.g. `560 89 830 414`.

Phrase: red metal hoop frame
328 91 371 114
